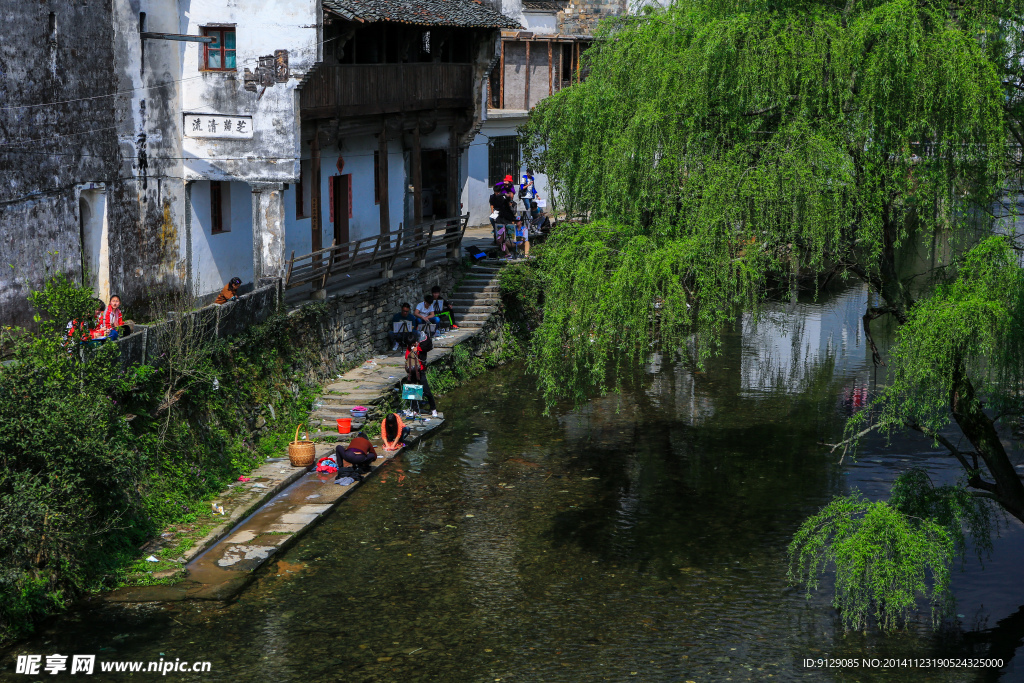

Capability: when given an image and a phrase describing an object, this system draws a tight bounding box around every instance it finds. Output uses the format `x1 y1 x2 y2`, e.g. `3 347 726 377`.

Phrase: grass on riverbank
0 276 327 644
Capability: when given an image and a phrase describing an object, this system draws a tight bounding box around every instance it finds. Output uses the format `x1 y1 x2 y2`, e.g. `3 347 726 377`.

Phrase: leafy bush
0 276 324 643
497 252 545 329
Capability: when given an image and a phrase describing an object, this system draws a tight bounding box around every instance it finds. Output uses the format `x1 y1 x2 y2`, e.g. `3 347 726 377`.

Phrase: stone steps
450 304 497 315
450 292 499 301
456 283 500 293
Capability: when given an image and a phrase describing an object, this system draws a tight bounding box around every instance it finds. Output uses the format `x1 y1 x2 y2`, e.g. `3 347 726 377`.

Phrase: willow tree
521 0 1024 629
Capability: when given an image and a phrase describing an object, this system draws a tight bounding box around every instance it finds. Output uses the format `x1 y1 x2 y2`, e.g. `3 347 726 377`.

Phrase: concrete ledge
106 417 445 603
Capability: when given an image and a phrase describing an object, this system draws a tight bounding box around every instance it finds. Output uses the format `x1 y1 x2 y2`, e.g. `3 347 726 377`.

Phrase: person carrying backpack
403 331 437 417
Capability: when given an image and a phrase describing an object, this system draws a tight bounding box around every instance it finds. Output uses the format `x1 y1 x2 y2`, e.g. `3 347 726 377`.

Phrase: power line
0 34 344 112
0 75 207 111
0 136 500 160
0 126 123 147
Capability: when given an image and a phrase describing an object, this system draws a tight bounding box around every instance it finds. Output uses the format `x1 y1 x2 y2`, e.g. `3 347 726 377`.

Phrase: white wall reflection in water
740 284 871 396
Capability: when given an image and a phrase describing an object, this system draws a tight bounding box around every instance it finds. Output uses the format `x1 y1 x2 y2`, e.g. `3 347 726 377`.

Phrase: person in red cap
500 174 516 197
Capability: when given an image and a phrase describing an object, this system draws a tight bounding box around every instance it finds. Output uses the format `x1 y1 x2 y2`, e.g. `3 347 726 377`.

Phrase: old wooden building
282 0 518 261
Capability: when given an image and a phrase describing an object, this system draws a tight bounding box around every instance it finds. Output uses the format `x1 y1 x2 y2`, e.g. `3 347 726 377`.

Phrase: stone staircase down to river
305 259 505 436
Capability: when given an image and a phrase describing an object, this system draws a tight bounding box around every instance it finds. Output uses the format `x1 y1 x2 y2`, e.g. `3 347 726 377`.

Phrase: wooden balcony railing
284 214 470 293
300 64 475 120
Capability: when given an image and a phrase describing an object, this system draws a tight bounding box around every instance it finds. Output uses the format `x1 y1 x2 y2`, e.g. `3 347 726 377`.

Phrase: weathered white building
174 1 320 297
281 0 517 265
1 0 517 326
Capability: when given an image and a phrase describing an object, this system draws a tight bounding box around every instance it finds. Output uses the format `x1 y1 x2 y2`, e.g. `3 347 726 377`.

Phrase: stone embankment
106 259 507 602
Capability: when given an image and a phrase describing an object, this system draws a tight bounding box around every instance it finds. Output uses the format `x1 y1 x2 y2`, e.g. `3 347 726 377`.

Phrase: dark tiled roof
323 0 520 28
522 0 564 11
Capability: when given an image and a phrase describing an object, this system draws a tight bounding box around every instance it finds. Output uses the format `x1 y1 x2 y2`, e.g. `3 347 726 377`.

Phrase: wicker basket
288 424 316 467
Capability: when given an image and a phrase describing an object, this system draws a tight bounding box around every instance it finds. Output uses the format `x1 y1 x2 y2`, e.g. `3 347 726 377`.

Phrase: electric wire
0 34 343 111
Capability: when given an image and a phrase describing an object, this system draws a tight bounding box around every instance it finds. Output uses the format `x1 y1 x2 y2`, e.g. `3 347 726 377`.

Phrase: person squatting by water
334 432 378 481
381 412 410 451
404 330 437 417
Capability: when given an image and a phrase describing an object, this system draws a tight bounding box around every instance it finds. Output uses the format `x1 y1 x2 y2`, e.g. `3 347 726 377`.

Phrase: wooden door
331 174 351 258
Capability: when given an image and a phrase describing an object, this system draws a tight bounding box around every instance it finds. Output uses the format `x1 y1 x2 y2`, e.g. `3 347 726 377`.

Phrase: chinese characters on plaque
183 113 254 139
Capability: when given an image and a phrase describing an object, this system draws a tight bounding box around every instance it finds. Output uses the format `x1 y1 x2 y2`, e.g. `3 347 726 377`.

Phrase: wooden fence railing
284 214 470 292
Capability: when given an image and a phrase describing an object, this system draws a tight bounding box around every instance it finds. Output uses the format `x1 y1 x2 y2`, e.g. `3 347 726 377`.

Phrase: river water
4 283 1024 682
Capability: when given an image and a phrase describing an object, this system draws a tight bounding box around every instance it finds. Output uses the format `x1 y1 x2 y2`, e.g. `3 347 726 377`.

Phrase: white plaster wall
462 117 552 227
501 0 526 26
179 0 320 184
523 12 558 33
190 180 254 294
283 179 311 257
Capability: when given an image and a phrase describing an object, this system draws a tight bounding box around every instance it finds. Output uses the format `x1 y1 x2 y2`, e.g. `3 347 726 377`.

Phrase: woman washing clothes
334 432 378 480
381 413 410 452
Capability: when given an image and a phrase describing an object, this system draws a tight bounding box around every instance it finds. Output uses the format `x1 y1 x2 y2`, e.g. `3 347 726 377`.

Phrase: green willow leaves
521 0 1014 403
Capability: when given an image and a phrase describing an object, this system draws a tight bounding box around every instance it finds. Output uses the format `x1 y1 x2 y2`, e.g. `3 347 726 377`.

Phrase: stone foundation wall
116 261 461 371
300 262 458 367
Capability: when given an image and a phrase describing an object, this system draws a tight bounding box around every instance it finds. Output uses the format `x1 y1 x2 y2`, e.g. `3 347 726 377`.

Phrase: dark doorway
331 174 351 247
420 149 449 220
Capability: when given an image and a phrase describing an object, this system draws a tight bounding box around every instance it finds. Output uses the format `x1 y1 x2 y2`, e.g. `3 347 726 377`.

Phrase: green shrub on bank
0 278 324 644
497 250 544 330
426 321 524 396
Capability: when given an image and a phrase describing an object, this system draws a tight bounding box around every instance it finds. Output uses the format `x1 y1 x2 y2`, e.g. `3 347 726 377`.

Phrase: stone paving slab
106 415 445 602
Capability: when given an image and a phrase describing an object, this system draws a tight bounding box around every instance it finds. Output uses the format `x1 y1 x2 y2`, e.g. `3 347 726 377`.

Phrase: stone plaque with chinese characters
183 114 254 139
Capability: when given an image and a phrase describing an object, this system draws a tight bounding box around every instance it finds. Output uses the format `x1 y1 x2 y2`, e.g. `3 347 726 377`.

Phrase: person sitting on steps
381 413 410 451
414 293 442 333
390 302 418 351
430 285 457 332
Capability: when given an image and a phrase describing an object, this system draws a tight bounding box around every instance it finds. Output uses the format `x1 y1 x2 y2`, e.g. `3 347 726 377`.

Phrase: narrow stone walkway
106 258 507 602
307 260 504 435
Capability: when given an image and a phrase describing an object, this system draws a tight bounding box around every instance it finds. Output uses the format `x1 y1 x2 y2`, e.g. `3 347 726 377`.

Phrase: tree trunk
864 214 1024 524
950 367 1024 524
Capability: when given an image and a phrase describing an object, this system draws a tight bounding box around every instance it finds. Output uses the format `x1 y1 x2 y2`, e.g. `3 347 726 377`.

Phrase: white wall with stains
189 180 254 294
178 0 319 185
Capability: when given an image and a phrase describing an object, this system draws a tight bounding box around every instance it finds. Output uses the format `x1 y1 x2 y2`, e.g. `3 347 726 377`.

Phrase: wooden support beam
412 123 423 227
525 41 531 109
561 42 569 92
499 40 505 109
141 32 212 43
548 41 553 96
447 127 459 259
310 127 322 268
378 121 390 236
